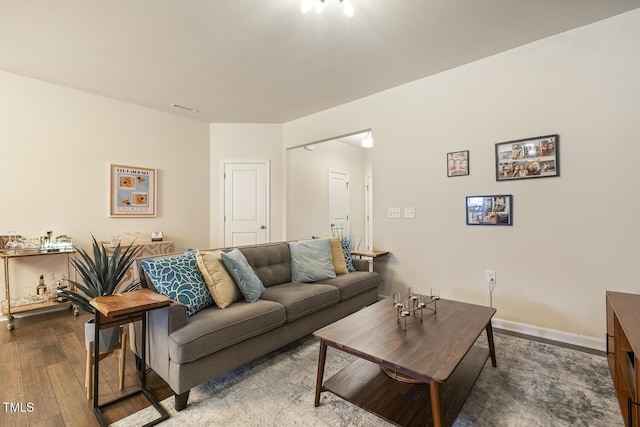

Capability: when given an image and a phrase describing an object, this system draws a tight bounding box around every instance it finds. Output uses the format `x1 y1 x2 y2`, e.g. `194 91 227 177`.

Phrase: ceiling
1 1 638 123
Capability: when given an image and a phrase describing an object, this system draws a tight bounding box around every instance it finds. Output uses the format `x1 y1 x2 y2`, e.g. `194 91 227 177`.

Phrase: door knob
260 225 266 229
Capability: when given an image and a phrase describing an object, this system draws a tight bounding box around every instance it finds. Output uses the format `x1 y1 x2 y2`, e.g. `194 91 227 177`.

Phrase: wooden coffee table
313 298 496 427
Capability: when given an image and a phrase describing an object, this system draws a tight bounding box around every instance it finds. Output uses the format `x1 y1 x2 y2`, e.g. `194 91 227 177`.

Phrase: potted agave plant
59 235 142 352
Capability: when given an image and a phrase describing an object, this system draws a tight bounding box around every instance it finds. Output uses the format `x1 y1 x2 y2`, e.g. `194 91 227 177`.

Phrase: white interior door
328 170 350 236
224 162 269 247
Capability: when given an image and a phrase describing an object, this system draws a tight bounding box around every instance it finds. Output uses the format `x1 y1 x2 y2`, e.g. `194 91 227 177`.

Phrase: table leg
430 381 443 427
141 312 147 389
93 314 100 409
486 321 497 368
314 340 327 407
367 258 374 272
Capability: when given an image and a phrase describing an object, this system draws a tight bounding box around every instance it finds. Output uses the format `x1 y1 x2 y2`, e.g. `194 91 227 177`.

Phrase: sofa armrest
352 258 369 272
129 301 188 383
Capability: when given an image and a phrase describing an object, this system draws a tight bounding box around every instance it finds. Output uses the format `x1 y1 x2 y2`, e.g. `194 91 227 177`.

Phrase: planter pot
84 319 120 353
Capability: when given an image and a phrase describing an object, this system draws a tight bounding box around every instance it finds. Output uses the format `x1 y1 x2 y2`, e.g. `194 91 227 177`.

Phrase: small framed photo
495 134 559 181
110 164 157 217
447 150 469 177
466 195 513 226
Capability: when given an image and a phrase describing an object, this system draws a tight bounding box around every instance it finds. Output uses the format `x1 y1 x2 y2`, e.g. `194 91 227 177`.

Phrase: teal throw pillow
339 237 356 272
289 239 337 283
220 249 265 303
140 249 213 317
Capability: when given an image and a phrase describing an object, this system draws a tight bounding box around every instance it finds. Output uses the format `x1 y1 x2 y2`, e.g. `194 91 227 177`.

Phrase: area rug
112 332 622 426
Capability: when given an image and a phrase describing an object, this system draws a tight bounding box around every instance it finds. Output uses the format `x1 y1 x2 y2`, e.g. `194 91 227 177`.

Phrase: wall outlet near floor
485 269 496 284
404 207 415 218
388 208 401 218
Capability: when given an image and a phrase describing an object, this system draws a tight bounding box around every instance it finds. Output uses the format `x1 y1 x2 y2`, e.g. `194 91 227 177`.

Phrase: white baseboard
492 317 605 351
377 294 605 351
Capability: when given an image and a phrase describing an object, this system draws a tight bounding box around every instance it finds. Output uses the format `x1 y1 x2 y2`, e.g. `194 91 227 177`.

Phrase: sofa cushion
196 249 242 309
220 249 265 303
239 243 292 287
139 249 213 317
261 282 340 322
168 300 286 364
288 239 336 283
329 237 349 275
315 271 381 301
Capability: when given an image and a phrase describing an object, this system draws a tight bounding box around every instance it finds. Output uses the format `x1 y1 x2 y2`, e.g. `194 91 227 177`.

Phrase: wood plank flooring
0 308 172 427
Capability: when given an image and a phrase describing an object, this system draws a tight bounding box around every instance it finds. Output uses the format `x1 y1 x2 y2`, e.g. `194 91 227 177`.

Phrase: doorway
223 161 270 247
286 130 372 249
365 175 373 251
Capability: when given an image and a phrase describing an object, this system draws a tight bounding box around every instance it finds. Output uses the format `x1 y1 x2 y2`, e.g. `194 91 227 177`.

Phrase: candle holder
393 290 439 330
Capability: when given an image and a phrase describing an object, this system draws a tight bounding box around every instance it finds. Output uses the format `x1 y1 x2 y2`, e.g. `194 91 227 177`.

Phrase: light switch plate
388 208 401 218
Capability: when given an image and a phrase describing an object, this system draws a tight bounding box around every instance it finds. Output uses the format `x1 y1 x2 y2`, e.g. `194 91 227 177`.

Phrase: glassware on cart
5 231 17 249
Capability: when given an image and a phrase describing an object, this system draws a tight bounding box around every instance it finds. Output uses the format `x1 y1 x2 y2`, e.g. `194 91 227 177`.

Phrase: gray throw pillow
220 248 265 303
289 239 337 283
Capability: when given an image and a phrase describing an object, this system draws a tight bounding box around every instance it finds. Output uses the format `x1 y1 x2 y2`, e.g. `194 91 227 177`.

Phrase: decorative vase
84 319 120 353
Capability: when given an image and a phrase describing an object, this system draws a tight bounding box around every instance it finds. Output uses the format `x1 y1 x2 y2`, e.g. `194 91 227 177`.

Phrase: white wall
209 123 284 248
283 10 640 346
0 70 210 300
287 140 368 246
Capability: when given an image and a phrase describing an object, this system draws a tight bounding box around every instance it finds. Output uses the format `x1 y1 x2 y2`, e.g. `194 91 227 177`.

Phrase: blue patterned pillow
140 249 213 317
339 237 356 272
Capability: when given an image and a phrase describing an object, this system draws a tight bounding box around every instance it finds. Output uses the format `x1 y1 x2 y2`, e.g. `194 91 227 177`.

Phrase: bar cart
1 248 77 330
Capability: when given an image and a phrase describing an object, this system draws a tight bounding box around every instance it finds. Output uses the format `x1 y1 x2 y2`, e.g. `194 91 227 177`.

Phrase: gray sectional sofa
132 241 381 411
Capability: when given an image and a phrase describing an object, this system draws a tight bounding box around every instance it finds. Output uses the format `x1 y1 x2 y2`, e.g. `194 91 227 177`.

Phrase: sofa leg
175 391 190 411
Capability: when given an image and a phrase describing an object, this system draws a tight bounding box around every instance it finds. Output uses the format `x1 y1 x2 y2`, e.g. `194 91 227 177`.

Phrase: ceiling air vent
170 103 199 113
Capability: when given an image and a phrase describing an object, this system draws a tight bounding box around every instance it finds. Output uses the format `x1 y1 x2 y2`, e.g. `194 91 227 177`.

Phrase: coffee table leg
314 340 327 407
486 321 497 367
430 381 443 427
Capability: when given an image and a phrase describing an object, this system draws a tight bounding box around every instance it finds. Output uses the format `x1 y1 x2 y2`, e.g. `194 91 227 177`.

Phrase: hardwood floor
0 307 172 427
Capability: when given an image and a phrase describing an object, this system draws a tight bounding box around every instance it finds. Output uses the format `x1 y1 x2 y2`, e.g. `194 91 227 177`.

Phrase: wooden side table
351 250 390 272
90 289 172 427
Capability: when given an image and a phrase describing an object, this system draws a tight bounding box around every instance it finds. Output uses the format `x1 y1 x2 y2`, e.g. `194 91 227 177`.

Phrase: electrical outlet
404 207 415 218
485 269 496 284
388 208 401 218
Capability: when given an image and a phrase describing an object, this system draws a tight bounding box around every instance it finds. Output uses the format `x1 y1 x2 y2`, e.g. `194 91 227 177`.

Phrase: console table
606 291 640 427
103 240 175 291
90 289 172 427
350 250 389 272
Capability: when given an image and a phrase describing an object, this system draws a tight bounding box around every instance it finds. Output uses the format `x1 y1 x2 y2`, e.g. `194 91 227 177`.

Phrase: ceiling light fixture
301 0 354 17
361 131 373 148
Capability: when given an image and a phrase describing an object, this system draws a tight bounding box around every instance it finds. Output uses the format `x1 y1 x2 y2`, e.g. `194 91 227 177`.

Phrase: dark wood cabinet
606 291 640 427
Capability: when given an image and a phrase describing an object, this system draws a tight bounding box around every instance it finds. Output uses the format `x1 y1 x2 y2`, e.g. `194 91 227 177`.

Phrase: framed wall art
110 164 157 217
466 195 512 226
495 134 559 181
447 150 469 177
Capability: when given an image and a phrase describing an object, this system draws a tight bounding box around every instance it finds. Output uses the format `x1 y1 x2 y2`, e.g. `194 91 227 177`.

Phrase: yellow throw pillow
329 237 349 275
196 249 242 309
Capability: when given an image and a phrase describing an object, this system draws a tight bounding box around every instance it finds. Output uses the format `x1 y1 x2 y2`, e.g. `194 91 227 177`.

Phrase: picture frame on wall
495 134 559 181
109 164 157 217
466 195 513 226
447 150 469 177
